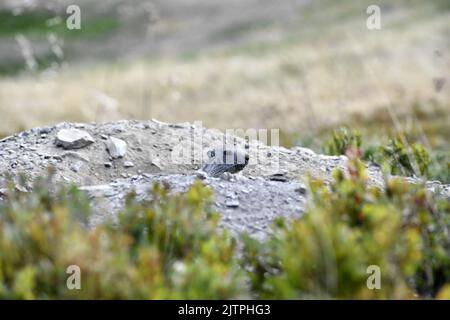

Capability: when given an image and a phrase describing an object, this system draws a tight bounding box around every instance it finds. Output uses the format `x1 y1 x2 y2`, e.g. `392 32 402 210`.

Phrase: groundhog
200 145 249 177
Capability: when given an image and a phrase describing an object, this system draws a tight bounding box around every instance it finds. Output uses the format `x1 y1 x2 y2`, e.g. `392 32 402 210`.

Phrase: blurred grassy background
0 0 448 158
0 1 449 300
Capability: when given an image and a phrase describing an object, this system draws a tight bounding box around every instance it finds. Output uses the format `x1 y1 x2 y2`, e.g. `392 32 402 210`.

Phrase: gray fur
201 145 249 177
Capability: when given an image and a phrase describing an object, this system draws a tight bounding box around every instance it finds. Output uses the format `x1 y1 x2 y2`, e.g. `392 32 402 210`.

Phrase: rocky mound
1 120 448 237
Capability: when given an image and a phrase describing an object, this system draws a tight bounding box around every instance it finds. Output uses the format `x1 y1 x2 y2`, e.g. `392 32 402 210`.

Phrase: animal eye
208 150 215 158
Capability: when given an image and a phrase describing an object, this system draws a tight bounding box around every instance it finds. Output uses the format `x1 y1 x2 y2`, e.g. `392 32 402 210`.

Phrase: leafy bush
0 177 245 299
241 156 449 299
409 187 450 297
380 138 431 177
323 128 362 157
322 128 442 181
0 160 448 299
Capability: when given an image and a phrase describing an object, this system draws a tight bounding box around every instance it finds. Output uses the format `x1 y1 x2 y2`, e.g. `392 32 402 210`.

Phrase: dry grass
0 1 449 139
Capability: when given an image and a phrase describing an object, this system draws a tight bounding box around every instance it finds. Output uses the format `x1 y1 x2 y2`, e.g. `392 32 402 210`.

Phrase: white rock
55 129 95 149
123 161 134 168
106 137 127 159
225 199 240 208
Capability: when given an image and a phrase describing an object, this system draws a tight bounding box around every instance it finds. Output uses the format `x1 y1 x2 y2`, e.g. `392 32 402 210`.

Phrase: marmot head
201 145 249 177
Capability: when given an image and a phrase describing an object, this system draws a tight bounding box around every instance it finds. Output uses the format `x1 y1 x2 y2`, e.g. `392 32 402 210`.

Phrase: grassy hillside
0 0 449 300
0 1 448 139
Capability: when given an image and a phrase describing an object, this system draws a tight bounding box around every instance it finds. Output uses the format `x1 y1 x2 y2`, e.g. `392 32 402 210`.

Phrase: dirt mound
1 120 448 237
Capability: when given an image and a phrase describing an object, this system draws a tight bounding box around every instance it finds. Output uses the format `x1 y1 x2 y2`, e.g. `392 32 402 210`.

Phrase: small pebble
123 161 134 168
225 199 240 208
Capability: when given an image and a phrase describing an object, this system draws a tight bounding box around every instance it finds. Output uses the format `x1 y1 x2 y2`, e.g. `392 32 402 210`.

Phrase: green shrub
380 138 431 177
408 188 450 297
323 128 362 156
427 152 450 183
241 156 449 299
0 177 245 299
0 161 448 299
322 128 443 181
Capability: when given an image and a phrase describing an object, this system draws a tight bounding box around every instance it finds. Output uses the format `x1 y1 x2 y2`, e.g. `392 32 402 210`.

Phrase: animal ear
207 150 215 158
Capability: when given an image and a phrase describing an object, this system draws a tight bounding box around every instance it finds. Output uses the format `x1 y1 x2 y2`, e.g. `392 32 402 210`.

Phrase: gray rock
79 184 114 198
225 199 240 208
15 184 28 193
123 161 134 168
80 173 307 239
70 160 85 173
55 128 95 149
268 173 288 182
106 137 127 159
151 158 163 170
